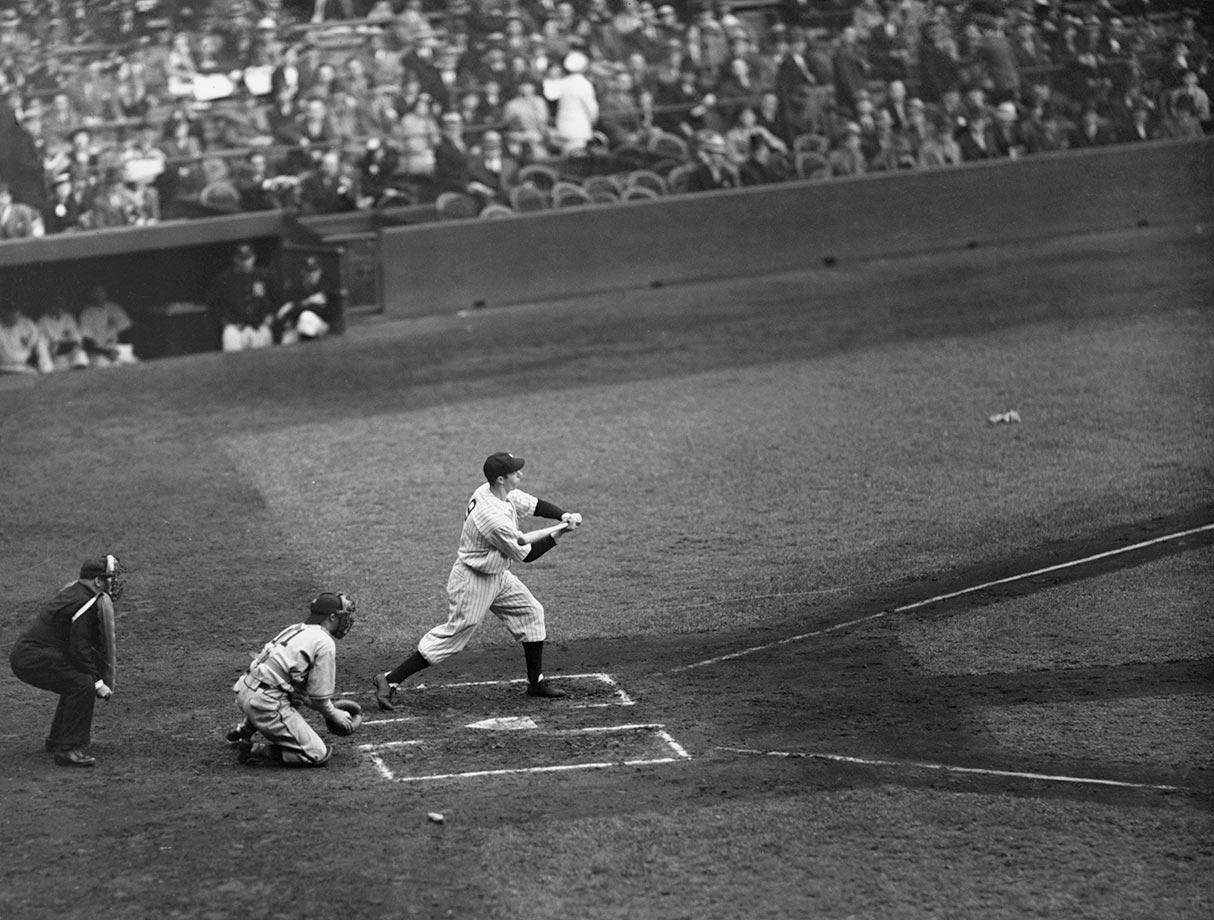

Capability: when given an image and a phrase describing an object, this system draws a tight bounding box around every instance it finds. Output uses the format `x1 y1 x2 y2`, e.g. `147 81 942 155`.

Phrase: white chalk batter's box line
360 723 691 783
355 674 689 783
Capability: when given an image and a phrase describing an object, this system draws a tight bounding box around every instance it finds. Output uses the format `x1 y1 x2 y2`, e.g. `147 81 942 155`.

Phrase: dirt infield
1 225 1211 920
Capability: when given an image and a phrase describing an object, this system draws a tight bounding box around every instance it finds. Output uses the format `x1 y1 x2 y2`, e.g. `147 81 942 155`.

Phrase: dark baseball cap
80 555 115 578
484 452 524 481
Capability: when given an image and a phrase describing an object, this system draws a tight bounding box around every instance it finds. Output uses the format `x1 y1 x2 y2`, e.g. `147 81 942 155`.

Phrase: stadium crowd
0 0 1207 230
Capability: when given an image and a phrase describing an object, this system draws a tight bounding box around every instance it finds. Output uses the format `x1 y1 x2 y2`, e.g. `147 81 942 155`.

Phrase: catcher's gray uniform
233 622 338 766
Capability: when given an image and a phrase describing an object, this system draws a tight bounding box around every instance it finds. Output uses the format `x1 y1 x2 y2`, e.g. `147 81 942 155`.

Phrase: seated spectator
42 172 87 234
0 181 44 238
1070 107 1118 148
298 149 359 216
957 111 998 161
357 137 406 209
275 256 338 345
867 109 915 171
236 151 295 211
87 167 146 229
828 122 868 176
1120 104 1160 143
724 105 787 166
78 285 138 366
738 131 788 186
989 100 1026 158
915 114 962 168
466 130 520 207
598 67 648 148
37 296 89 371
1170 70 1211 130
207 243 279 352
684 131 741 192
0 304 53 374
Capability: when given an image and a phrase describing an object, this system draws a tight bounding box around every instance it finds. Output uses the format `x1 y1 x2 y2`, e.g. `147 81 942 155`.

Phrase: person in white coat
544 50 599 155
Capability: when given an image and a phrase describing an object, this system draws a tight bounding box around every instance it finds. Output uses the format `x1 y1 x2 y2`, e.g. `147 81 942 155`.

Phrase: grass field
0 224 1211 920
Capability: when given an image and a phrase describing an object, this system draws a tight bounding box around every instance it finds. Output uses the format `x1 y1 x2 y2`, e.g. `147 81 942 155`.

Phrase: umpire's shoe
526 679 567 699
53 747 96 767
371 672 397 711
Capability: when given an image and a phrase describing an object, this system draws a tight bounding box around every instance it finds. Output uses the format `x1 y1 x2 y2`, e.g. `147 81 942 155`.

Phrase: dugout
0 211 353 359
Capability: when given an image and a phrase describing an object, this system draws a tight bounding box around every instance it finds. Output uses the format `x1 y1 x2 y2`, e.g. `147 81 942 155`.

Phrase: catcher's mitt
325 699 363 736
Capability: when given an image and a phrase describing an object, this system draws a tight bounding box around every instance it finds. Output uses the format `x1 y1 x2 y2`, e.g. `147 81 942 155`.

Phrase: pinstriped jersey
239 623 337 700
456 483 540 574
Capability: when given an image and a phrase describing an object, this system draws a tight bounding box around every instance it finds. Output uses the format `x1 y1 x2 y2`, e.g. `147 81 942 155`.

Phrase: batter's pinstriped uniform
419 483 546 662
373 452 581 706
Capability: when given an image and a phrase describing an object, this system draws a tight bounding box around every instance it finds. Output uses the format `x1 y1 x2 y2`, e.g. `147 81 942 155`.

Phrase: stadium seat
646 131 689 162
552 181 592 207
622 185 660 201
515 163 561 192
435 191 480 220
793 133 830 155
508 183 550 212
665 164 696 195
625 169 667 196
794 151 831 181
479 203 515 218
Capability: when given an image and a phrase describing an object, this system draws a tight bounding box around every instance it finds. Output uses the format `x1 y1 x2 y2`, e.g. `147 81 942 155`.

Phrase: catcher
227 592 362 767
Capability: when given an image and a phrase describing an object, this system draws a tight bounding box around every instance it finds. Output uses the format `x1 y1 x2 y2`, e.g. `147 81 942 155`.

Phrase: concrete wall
379 137 1214 318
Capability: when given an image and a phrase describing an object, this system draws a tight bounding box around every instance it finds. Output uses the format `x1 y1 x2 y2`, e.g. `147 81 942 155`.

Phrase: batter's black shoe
225 722 253 745
526 679 567 699
53 748 96 767
372 672 397 711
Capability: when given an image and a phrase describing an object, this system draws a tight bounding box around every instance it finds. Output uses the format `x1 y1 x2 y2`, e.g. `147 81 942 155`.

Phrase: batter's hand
561 512 583 530
94 680 113 700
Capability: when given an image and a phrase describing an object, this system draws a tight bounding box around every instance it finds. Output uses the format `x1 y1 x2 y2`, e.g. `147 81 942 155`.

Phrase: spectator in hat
1070 107 1118 148
42 172 87 234
397 92 442 182
466 130 520 207
957 109 998 161
544 50 599 155
828 122 868 176
990 100 1026 158
724 105 787 166
275 256 339 345
432 110 475 198
832 26 872 113
684 130 740 192
78 285 139 367
207 243 279 352
916 113 962 168
298 149 360 215
738 130 788 186
502 75 552 161
0 304 53 374
87 167 145 229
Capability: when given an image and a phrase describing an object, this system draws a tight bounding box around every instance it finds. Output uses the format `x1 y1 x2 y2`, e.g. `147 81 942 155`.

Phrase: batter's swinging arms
372 452 583 709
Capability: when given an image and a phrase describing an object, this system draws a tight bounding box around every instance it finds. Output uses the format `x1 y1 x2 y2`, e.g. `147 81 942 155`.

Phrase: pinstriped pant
417 563 546 664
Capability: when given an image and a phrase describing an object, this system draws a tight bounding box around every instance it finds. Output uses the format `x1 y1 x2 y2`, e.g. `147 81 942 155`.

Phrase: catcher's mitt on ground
325 699 363 736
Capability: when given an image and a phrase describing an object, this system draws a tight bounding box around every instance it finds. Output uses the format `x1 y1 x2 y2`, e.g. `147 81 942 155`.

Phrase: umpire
9 556 123 767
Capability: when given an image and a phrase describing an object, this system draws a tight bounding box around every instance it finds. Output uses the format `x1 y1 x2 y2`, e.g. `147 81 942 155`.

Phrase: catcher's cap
310 592 354 616
80 554 119 579
484 452 525 481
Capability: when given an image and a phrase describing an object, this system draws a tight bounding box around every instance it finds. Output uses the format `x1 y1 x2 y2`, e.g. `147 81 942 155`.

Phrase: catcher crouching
227 592 361 766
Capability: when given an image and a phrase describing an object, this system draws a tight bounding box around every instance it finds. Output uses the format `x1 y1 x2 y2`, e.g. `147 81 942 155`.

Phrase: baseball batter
372 452 583 709
228 592 357 766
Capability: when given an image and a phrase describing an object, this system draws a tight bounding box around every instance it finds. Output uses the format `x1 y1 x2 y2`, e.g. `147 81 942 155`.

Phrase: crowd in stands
0 0 1207 230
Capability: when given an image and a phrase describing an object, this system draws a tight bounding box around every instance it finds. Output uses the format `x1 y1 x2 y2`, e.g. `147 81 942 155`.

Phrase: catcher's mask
311 592 356 639
81 554 126 601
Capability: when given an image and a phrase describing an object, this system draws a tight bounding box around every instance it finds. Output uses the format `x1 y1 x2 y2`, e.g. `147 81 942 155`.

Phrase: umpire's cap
484 452 525 482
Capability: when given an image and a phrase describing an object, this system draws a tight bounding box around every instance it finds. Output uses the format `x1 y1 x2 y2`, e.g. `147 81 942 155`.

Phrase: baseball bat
517 521 572 546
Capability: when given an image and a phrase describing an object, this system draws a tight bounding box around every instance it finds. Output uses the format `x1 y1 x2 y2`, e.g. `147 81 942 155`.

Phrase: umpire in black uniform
9 556 123 767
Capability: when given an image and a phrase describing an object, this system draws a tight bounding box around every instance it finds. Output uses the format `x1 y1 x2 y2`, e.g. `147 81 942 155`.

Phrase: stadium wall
379 137 1213 318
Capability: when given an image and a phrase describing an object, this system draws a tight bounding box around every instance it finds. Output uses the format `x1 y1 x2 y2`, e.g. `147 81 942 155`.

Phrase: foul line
667 523 1214 674
718 746 1186 792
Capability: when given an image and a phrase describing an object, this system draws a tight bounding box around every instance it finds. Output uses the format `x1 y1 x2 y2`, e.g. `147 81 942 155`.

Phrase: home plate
467 716 538 731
